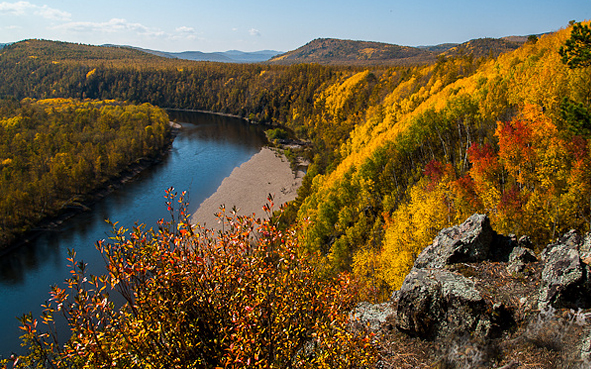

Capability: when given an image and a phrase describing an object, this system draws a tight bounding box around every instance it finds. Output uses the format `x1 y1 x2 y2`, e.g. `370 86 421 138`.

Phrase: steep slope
441 37 527 59
1 26 586 299
293 25 591 295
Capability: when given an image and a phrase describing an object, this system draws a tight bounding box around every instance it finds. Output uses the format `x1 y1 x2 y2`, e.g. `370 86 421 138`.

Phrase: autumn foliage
6 189 375 368
2 20 591 363
297 21 591 293
0 98 170 248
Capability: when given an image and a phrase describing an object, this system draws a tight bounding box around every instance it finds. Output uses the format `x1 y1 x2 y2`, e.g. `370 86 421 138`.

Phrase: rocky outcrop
506 243 537 275
396 214 515 340
396 268 498 339
362 214 591 367
413 214 496 269
538 230 591 310
349 301 395 332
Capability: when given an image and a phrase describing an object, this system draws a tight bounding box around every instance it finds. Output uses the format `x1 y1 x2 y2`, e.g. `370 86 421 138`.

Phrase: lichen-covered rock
506 246 538 275
396 268 495 340
509 246 538 263
413 213 496 269
538 230 591 310
579 328 591 368
387 213 591 368
349 301 395 332
518 235 534 250
579 233 591 263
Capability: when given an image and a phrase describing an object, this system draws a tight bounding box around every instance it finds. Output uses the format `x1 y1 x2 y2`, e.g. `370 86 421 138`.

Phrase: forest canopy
0 98 170 247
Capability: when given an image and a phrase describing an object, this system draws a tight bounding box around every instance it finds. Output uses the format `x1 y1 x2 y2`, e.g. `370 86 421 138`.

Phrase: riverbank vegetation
1 20 591 366
0 98 170 248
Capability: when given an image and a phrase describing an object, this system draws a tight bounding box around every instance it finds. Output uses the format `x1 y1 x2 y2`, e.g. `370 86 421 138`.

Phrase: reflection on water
0 234 62 285
0 111 266 357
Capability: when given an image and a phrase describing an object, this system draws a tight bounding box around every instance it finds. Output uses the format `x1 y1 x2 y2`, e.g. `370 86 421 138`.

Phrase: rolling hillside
269 36 528 65
269 38 435 66
0 39 167 64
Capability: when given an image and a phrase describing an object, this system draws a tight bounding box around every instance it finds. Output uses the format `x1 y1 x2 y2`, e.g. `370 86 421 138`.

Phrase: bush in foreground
4 189 375 368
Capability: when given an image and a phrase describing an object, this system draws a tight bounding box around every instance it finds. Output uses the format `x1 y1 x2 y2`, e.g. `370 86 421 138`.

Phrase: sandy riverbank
191 147 304 230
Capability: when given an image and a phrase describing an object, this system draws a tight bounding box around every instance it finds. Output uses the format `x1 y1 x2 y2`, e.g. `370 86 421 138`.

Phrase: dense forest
296 22 591 294
0 98 170 248
1 21 590 367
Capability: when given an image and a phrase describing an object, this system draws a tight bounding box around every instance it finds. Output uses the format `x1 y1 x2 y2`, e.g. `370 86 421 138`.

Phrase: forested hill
0 39 174 66
268 36 526 65
269 38 434 65
1 24 590 296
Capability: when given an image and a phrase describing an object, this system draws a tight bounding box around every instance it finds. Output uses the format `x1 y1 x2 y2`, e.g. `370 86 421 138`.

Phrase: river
0 111 267 358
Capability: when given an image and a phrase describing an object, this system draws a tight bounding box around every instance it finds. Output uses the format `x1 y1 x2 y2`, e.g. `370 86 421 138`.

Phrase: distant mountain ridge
268 35 540 66
118 46 282 63
2 33 545 66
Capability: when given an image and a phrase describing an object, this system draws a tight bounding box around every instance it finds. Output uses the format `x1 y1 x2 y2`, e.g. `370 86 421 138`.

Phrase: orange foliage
8 190 376 368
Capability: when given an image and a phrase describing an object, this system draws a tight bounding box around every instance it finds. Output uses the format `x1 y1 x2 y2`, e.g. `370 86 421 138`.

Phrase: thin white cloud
0 1 71 21
53 18 166 38
176 26 194 33
0 1 33 15
249 28 261 37
53 18 202 42
174 26 197 40
36 4 71 21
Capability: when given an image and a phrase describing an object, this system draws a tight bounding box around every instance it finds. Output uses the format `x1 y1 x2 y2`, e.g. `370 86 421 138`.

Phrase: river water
0 111 267 358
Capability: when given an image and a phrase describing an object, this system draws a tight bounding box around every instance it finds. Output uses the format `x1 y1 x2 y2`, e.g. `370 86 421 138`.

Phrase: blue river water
0 111 267 357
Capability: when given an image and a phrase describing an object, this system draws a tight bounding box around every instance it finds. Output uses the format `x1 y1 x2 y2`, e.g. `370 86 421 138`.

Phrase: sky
0 0 590 53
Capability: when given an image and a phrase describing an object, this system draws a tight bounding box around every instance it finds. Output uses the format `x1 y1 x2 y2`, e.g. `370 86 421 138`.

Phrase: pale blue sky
0 0 589 52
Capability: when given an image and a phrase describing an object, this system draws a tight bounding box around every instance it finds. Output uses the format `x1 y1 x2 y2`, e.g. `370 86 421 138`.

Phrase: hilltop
268 36 528 65
269 38 434 66
0 39 280 67
0 39 167 65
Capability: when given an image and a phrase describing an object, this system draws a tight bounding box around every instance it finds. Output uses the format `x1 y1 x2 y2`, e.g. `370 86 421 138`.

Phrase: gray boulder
396 268 498 340
413 213 496 269
506 246 538 275
349 301 395 332
579 233 591 262
538 230 591 310
396 213 519 341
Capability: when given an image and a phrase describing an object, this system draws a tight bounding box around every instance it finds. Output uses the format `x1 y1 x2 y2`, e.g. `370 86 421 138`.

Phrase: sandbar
191 147 304 230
